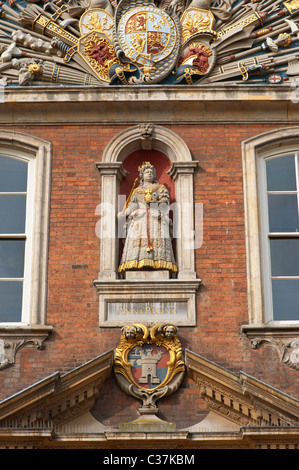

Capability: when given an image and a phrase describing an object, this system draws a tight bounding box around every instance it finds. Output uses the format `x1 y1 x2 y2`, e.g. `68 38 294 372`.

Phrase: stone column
168 162 198 280
96 162 127 280
31 144 51 325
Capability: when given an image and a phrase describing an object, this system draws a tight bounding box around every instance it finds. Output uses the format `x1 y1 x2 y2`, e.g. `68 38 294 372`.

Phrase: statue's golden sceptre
121 177 139 214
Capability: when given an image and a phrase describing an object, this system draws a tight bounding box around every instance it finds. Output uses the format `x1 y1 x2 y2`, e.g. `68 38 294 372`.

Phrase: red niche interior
120 150 175 203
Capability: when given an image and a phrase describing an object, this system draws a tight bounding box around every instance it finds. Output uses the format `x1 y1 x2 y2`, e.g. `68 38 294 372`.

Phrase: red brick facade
0 122 297 430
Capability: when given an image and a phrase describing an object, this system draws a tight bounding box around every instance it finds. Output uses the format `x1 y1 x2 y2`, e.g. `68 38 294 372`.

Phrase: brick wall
0 123 297 428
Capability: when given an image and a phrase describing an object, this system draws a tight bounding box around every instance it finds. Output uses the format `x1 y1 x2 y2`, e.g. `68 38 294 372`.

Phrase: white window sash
0 133 51 328
258 149 299 323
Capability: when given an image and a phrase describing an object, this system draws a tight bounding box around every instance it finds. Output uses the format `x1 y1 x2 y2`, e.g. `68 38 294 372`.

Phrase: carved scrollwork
250 337 299 372
114 323 185 416
0 338 45 371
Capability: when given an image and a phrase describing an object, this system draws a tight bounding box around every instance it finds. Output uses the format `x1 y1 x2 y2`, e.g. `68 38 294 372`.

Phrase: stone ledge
1 84 293 103
241 323 299 339
0 324 53 335
0 84 297 125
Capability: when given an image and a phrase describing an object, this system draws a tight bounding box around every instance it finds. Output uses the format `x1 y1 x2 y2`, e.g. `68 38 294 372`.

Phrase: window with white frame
0 131 51 330
0 155 33 322
259 151 299 323
242 128 299 330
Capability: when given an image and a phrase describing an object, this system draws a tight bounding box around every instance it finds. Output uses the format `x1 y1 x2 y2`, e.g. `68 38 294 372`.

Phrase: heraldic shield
114 0 181 84
118 7 177 69
114 323 185 419
129 343 170 389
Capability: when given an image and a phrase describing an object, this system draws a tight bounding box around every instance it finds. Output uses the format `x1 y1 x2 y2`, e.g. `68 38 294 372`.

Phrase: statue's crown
138 161 152 171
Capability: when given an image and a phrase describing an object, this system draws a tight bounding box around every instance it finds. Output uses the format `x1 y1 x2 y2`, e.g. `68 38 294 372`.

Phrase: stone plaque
107 301 188 323
94 279 201 327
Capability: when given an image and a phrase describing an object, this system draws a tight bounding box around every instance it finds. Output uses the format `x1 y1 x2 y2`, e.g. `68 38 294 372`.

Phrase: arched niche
100 123 193 164
96 124 198 281
95 124 200 327
119 149 175 269
120 149 175 202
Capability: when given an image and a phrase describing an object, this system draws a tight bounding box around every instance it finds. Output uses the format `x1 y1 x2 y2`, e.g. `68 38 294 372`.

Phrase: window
0 131 52 329
0 132 52 368
0 155 33 322
259 152 299 322
242 129 299 367
242 128 299 330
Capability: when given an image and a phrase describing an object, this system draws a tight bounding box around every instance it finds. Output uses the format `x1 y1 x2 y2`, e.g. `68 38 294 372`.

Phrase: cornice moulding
185 349 299 427
0 84 294 103
0 85 296 125
0 350 114 427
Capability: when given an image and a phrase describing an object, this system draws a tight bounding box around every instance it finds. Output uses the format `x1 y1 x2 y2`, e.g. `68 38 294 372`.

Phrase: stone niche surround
94 124 201 327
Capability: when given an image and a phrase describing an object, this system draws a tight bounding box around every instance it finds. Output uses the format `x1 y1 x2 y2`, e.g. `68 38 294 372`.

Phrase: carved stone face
125 327 136 340
139 123 154 138
164 326 176 339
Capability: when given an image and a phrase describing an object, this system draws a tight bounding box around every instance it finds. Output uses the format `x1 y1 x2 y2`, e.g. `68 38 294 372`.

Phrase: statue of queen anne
118 162 177 275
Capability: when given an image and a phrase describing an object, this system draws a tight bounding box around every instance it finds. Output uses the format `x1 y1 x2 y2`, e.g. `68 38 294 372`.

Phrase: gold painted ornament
114 323 185 417
0 0 298 86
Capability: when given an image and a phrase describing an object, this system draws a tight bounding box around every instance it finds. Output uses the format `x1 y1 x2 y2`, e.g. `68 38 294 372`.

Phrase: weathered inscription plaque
94 279 200 327
107 302 188 323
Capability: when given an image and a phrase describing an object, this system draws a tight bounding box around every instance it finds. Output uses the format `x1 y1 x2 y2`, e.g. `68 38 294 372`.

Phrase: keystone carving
139 123 155 150
139 123 154 140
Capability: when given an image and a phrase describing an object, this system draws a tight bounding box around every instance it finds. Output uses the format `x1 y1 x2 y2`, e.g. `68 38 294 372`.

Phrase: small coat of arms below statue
0 0 298 87
114 323 185 428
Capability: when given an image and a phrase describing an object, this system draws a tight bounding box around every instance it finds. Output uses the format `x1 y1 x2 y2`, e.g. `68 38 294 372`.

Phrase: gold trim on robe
118 259 177 273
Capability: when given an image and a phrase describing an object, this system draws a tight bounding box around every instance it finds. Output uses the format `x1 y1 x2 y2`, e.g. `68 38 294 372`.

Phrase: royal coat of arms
114 2 180 82
114 323 185 417
0 0 299 86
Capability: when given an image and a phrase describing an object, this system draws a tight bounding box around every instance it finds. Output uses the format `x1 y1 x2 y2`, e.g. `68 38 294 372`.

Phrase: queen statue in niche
118 162 177 274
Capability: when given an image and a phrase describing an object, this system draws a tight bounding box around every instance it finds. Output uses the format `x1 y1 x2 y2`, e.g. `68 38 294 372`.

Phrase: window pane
0 156 27 193
272 279 299 321
0 239 25 278
0 195 26 234
270 238 299 276
268 194 299 232
0 281 23 322
266 155 297 191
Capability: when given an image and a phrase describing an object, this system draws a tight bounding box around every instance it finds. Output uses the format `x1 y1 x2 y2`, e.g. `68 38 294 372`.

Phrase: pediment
0 350 114 429
185 350 299 428
0 348 298 449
